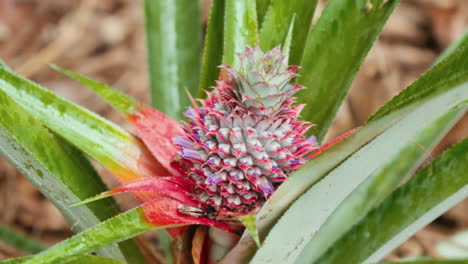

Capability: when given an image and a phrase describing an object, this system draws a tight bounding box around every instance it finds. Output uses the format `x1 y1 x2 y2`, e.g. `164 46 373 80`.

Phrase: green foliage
259 0 318 65
0 68 159 183
223 0 259 69
0 87 126 260
251 97 467 263
256 0 271 26
296 0 399 141
369 41 468 123
317 138 468 264
250 38 468 247
20 208 162 264
50 65 138 115
296 103 467 263
198 0 226 97
0 223 45 254
144 0 201 120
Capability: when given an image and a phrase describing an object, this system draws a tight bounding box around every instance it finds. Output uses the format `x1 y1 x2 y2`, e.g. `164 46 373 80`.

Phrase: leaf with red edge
308 128 358 159
75 177 199 209
51 65 184 176
127 104 184 176
142 199 232 232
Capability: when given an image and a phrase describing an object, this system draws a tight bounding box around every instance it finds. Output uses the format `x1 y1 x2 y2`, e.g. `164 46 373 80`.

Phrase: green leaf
0 223 45 254
0 88 134 261
143 0 201 120
368 40 468 123
258 40 468 239
239 214 260 247
295 102 467 263
296 0 399 141
223 0 259 69
433 30 468 66
21 207 179 264
256 0 271 27
1 255 126 264
0 68 161 184
224 41 468 262
259 0 318 65
49 65 138 115
317 138 468 264
198 0 226 97
251 89 467 264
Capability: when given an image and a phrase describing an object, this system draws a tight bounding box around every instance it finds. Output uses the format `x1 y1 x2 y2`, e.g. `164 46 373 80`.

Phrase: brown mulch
0 0 467 262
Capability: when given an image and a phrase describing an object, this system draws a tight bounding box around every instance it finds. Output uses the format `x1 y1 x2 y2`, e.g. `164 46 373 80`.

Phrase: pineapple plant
0 0 467 264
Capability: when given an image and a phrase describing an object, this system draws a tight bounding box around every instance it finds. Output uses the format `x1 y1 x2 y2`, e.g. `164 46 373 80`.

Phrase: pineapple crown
220 45 304 115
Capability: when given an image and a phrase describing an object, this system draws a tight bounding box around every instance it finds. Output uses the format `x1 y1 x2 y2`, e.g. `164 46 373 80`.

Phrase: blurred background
0 0 467 261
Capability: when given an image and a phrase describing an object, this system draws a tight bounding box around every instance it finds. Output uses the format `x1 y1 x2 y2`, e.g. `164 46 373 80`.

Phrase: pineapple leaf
20 205 181 264
259 0 318 65
239 214 260 247
198 0 226 97
143 0 201 120
281 15 295 61
256 0 271 27
50 65 138 115
0 255 126 264
0 87 142 262
224 41 468 262
252 96 467 263
369 39 468 123
317 138 468 264
297 0 399 141
433 30 468 66
0 67 166 183
0 223 45 254
50 65 182 176
257 40 468 241
223 0 259 70
295 102 467 263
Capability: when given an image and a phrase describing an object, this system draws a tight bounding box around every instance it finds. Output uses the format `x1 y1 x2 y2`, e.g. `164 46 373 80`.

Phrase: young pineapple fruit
174 46 318 219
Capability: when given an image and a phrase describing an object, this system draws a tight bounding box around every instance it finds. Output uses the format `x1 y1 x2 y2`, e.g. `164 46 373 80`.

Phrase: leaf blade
223 0 259 69
296 102 467 263
198 0 226 97
0 223 45 254
317 138 468 264
0 68 163 184
259 0 318 65
0 88 126 260
21 207 159 264
297 0 399 141
144 0 201 120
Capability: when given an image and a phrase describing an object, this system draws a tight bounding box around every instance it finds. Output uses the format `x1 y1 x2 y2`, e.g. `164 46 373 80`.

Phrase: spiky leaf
198 0 226 97
144 0 201 120
223 0 259 69
297 0 399 141
259 0 318 65
317 138 468 264
0 223 45 254
0 68 165 184
296 103 467 263
0 88 140 261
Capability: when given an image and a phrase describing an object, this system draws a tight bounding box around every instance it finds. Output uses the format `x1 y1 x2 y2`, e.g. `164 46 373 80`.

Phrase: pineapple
174 46 318 218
